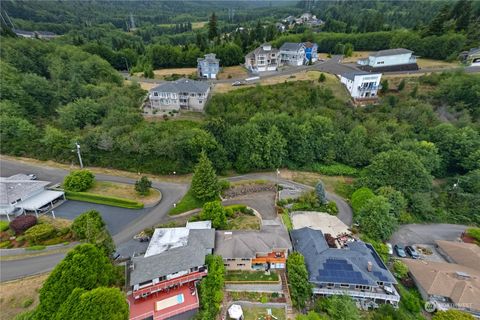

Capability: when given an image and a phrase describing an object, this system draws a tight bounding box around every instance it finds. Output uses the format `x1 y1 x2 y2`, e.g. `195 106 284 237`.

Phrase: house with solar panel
290 227 400 309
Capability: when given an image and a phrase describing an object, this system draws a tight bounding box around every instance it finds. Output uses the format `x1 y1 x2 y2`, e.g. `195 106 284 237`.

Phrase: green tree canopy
287 252 312 309
198 255 225 320
71 210 115 256
200 201 227 229
63 169 95 192
351 187 375 214
135 176 152 196
315 295 361 320
358 196 398 241
432 310 475 320
191 150 220 201
34 244 114 319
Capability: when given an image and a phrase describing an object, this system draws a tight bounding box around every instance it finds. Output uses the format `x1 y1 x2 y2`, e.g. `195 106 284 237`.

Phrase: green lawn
225 271 279 282
227 214 261 230
281 212 293 231
242 306 286 320
168 189 205 215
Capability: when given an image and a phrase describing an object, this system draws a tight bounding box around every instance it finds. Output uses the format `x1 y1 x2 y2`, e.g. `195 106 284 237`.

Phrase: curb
0 241 78 257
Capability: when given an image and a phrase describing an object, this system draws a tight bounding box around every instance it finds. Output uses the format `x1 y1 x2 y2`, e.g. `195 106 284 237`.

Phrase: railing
132 270 207 299
313 287 400 302
357 85 379 91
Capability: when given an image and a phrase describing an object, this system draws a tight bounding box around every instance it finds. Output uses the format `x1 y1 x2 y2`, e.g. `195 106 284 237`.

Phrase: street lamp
75 142 84 168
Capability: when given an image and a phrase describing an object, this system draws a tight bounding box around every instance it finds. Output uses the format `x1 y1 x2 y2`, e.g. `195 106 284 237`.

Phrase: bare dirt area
217 66 248 80
153 67 197 79
342 51 371 63
0 273 48 320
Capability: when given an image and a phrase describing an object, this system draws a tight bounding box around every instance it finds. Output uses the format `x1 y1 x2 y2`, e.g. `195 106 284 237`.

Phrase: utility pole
75 142 84 168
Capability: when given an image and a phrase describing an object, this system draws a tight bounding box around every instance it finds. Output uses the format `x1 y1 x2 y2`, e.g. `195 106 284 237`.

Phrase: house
214 225 292 271
290 228 400 309
435 240 480 270
291 211 350 238
148 78 210 112
357 48 418 72
279 42 306 66
459 47 480 66
0 174 65 220
282 16 296 25
275 22 286 33
245 43 280 73
340 71 382 100
403 258 480 317
303 42 318 63
197 53 220 79
127 222 215 320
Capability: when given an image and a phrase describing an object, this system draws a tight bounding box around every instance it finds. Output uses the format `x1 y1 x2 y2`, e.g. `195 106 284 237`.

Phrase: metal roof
150 78 210 94
371 48 413 57
279 42 304 52
0 175 50 205
16 190 64 211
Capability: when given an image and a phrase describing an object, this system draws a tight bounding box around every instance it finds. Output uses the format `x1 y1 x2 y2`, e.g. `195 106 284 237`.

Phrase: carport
16 190 65 217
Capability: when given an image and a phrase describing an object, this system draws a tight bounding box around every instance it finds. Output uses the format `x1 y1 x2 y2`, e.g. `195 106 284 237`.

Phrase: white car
386 243 393 255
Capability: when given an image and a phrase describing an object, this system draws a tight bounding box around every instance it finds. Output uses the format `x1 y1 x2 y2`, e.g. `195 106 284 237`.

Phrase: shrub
9 215 37 234
324 202 338 215
135 176 152 196
318 73 326 82
219 179 231 192
0 220 10 232
351 187 375 214
25 224 55 244
65 191 143 209
398 285 422 313
21 298 34 308
466 228 480 242
63 169 95 192
0 241 12 248
393 260 409 279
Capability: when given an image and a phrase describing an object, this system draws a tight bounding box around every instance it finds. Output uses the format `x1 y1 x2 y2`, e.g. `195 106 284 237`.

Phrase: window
340 284 350 288
237 263 245 266
241 258 250 261
199 100 203 104
153 92 158 96
327 283 334 288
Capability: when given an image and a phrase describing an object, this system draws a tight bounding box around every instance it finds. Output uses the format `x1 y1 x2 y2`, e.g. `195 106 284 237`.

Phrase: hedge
25 224 56 244
65 191 144 209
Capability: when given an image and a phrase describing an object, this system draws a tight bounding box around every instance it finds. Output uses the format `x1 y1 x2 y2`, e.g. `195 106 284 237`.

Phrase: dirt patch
217 66 248 80
0 273 48 320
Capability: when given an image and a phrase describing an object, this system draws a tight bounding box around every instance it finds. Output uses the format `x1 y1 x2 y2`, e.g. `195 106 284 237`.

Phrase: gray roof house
0 174 64 220
245 43 280 73
357 48 418 72
148 78 211 112
279 42 306 66
197 53 220 79
291 227 400 308
129 224 215 292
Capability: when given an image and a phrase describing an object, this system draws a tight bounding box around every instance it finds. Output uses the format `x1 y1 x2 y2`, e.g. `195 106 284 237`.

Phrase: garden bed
228 291 286 303
225 205 261 230
225 271 279 282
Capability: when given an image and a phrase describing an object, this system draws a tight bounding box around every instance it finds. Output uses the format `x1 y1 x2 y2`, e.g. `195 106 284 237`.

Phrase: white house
279 42 306 66
357 48 418 71
245 43 280 73
340 71 382 100
148 78 210 112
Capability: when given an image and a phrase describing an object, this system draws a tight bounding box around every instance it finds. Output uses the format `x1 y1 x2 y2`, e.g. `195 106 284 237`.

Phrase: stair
279 270 295 319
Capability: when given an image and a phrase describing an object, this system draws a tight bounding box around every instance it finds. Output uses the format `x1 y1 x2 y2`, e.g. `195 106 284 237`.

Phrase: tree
433 310 474 320
208 12 218 40
315 181 327 204
63 170 95 192
358 196 397 241
55 287 128 320
397 79 406 91
200 201 227 229
315 295 361 320
287 252 312 309
198 255 225 320
135 176 152 196
71 210 115 256
392 260 409 279
318 73 326 82
376 186 407 218
191 151 220 201
34 244 114 319
351 187 375 214
380 79 389 94
361 150 432 195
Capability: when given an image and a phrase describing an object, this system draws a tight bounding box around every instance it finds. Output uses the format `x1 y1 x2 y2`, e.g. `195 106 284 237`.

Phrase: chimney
367 261 373 272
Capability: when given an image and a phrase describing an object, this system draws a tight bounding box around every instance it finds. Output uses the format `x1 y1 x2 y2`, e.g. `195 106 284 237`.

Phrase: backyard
242 306 286 320
225 270 279 282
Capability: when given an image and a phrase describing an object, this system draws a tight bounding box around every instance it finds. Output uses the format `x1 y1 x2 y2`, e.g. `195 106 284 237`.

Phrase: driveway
390 224 469 246
53 201 150 236
222 191 277 220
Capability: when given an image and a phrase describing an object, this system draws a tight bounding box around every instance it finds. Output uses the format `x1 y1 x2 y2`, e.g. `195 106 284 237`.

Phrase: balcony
357 85 380 91
313 286 400 303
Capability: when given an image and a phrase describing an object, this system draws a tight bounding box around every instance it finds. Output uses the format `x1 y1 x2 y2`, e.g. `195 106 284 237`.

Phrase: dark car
394 244 407 258
405 245 420 259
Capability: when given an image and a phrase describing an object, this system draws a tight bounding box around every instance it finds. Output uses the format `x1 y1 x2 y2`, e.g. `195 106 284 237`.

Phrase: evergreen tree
426 4 451 36
191 151 220 201
315 181 327 204
208 12 218 40
135 176 152 195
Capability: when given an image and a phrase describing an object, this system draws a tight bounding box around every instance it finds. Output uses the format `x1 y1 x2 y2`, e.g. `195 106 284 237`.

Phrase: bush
311 163 359 176
351 187 375 214
324 202 338 215
466 228 480 242
398 285 422 313
219 179 231 192
9 215 37 234
393 260 409 279
21 298 34 308
25 224 56 244
135 176 152 196
65 191 144 209
63 169 95 192
0 220 9 232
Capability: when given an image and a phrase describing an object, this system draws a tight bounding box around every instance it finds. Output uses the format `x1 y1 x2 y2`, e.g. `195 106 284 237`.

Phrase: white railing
313 287 400 302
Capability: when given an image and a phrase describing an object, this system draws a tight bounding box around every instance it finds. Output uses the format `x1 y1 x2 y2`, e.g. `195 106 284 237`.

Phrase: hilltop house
291 228 400 309
245 43 280 73
214 225 292 271
148 78 210 112
127 221 214 320
402 240 480 317
197 53 220 79
0 174 65 220
279 43 306 66
357 48 418 72
340 71 382 101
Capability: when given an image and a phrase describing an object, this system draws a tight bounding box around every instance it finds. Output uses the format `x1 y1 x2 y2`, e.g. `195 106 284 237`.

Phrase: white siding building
357 48 417 71
340 72 382 99
279 42 306 66
148 78 210 112
245 43 280 73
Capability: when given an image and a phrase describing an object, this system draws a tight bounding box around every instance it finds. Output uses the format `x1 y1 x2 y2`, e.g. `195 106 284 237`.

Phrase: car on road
232 81 245 86
394 244 407 258
405 245 420 259
386 243 393 255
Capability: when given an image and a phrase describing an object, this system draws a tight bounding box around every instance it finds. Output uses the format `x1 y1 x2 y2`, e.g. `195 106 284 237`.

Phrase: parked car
405 245 420 259
232 81 245 86
386 243 393 255
394 244 407 258
27 174 37 180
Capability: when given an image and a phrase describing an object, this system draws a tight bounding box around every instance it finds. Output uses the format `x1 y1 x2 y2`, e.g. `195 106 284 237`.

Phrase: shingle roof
435 240 480 270
214 225 292 259
291 228 396 286
130 227 214 286
279 42 304 52
0 175 50 205
403 259 480 312
371 48 413 57
341 71 371 81
150 78 210 94
197 53 219 64
246 44 279 58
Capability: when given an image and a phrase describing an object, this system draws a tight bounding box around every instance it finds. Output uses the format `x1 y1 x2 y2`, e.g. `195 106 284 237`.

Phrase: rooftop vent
367 261 373 272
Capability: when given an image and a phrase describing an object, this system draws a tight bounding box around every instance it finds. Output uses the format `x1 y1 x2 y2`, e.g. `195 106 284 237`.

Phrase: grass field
342 51 371 63
217 66 248 80
0 273 48 320
169 189 204 215
192 21 207 29
242 306 286 320
227 214 261 230
89 181 161 205
225 270 279 282
417 58 459 69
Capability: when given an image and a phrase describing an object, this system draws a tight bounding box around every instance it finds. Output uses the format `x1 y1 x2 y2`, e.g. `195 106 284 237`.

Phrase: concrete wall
224 258 253 271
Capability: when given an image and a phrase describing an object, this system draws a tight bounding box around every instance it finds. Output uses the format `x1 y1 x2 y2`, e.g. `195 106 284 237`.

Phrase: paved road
0 252 67 282
390 224 469 246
